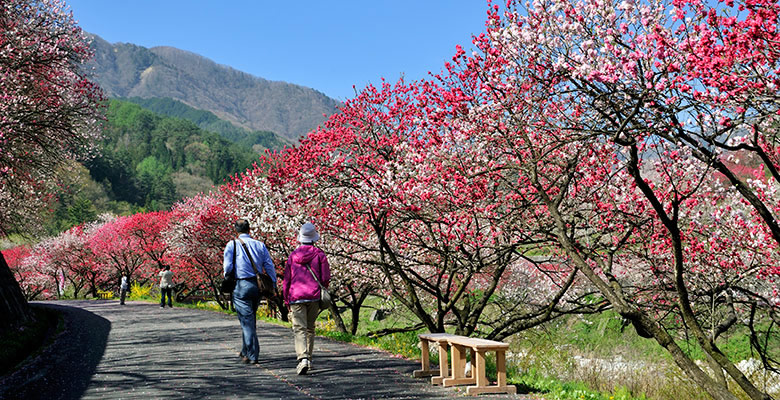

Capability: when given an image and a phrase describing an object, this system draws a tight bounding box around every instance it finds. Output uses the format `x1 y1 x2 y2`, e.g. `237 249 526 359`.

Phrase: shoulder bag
220 240 237 294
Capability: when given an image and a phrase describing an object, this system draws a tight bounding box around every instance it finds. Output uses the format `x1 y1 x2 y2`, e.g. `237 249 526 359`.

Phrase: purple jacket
283 245 330 305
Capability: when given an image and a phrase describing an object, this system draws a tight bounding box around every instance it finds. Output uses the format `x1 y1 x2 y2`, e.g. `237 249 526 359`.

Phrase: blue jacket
223 234 277 285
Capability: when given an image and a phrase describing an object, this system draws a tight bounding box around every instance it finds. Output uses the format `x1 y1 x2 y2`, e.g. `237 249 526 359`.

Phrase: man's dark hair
235 219 250 234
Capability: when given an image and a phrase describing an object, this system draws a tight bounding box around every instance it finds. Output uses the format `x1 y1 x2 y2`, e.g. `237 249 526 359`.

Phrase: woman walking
283 222 330 375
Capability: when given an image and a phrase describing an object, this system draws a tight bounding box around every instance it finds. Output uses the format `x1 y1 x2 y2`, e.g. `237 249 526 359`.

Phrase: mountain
121 97 290 152
84 34 341 141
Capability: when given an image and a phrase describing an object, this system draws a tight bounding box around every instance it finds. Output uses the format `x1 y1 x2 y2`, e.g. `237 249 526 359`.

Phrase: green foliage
675 326 769 363
512 369 647 400
122 97 289 151
43 161 135 234
318 327 422 360
566 312 662 359
84 99 258 211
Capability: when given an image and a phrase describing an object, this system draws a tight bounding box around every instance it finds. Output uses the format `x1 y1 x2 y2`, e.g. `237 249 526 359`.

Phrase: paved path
0 300 533 399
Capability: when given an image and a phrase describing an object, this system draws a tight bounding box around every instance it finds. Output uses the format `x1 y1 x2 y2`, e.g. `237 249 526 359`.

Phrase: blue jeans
233 279 260 361
160 287 173 307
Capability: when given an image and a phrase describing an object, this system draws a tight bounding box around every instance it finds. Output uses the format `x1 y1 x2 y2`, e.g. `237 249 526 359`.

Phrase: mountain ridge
84 34 340 141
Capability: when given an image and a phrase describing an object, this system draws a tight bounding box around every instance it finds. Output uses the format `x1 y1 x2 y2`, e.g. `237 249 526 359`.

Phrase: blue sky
65 1 490 101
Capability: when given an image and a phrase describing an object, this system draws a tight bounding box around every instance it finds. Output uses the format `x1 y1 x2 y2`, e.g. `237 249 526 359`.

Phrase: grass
0 305 61 376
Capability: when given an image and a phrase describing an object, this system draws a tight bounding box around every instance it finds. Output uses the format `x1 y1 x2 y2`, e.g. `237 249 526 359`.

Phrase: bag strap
237 237 267 277
303 261 324 290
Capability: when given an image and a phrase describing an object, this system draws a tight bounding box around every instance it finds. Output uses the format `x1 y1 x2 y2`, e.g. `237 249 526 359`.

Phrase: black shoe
241 356 250 364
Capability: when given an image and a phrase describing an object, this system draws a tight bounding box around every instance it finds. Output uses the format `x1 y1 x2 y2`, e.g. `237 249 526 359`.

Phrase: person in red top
283 222 330 375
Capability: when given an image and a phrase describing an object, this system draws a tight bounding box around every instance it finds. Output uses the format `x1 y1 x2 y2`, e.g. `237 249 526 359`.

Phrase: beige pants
290 302 319 361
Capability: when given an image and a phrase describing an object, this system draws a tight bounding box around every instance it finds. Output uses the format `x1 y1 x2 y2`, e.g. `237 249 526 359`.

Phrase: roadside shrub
129 282 153 300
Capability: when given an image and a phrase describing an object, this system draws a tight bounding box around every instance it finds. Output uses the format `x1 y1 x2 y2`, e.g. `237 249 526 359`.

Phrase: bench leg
443 344 475 387
474 350 488 387
496 350 511 389
413 340 434 378
431 343 449 385
465 350 517 396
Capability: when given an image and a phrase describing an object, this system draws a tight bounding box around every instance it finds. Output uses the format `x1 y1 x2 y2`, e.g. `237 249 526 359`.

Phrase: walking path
1 300 533 399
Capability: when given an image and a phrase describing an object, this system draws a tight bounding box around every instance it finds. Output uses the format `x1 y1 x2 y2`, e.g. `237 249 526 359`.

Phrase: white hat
297 222 320 243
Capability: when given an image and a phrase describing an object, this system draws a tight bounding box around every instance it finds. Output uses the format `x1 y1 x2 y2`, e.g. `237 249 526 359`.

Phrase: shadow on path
0 303 111 400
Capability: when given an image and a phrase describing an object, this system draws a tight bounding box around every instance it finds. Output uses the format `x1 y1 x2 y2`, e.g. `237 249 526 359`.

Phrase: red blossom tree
228 75 597 337
58 224 108 298
89 215 160 288
2 246 50 300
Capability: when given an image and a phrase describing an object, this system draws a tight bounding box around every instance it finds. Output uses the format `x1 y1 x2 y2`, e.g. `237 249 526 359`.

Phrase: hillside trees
123 97 289 152
0 0 103 329
85 100 258 211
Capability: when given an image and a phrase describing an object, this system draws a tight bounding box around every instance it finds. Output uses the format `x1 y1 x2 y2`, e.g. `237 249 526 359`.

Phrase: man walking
223 219 277 364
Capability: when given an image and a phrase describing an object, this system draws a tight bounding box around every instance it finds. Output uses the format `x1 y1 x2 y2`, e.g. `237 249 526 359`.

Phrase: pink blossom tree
88 215 158 288
166 193 238 309
458 0 779 398
0 0 103 329
3 246 50 300
57 224 108 298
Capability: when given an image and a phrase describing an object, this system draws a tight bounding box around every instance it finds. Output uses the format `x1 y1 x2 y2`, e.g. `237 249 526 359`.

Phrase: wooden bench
414 333 516 396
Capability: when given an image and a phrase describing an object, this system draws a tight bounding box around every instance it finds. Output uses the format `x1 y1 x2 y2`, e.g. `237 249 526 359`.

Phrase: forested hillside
45 99 260 233
122 97 290 152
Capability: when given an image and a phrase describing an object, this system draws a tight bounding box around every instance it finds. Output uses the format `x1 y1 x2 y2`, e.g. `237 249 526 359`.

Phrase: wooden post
443 344 476 387
413 338 434 378
474 351 488 387
496 350 508 388
432 342 450 385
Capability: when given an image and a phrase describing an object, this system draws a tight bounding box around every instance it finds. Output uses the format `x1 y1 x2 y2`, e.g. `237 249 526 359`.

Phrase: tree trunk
0 252 34 331
705 350 728 388
327 301 348 333
538 178 742 400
